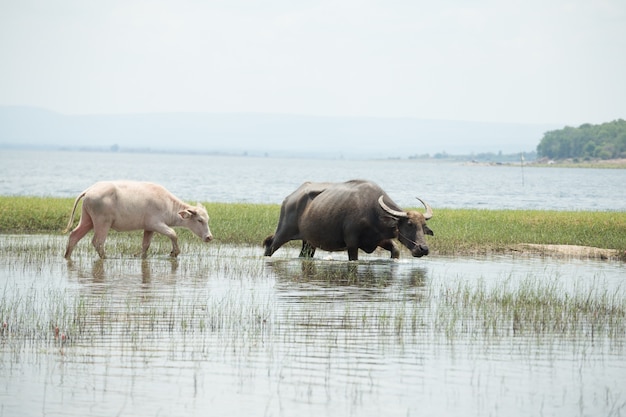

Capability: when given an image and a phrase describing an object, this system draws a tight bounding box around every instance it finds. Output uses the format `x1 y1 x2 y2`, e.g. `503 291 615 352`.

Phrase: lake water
1 149 625 210
1 149 625 416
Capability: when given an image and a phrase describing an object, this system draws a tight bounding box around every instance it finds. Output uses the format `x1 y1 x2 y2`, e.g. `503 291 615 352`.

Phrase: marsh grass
0 197 70 233
281 281 626 343
207 202 278 245
1 196 624 259
2 272 625 360
434 277 626 339
1 281 273 353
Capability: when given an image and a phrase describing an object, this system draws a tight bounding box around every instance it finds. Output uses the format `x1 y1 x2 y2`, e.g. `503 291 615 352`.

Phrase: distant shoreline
2 145 625 168
528 158 626 169
465 158 626 169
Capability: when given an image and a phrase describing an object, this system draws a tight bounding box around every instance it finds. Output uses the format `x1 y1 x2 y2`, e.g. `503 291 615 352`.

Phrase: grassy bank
1 196 625 259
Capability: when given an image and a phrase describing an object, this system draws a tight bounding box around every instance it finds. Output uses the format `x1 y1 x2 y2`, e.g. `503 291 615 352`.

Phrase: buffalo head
378 196 434 257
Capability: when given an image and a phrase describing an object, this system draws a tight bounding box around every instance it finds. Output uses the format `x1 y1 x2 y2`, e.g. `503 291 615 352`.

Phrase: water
1 149 625 210
0 236 625 417
1 150 625 416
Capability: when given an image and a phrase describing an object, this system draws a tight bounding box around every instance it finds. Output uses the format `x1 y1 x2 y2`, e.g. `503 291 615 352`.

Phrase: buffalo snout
411 245 429 257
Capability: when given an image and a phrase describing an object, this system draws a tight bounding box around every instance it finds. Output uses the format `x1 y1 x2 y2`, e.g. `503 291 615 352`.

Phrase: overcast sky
1 0 624 126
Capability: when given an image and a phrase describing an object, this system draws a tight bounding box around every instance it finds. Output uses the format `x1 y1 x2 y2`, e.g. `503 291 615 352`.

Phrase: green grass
429 209 626 255
1 196 625 259
0 197 70 233
207 202 278 245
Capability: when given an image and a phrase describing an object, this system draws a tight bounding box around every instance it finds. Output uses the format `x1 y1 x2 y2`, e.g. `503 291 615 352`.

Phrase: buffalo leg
169 236 180 257
378 239 400 259
149 224 180 257
64 215 94 259
91 221 111 259
299 241 316 258
158 226 180 257
347 247 359 261
141 230 154 258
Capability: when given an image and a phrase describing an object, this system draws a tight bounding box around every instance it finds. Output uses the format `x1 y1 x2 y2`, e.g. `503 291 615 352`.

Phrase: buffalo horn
416 197 433 220
378 196 408 218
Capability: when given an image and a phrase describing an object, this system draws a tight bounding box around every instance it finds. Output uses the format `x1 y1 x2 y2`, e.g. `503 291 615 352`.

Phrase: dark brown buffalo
263 179 434 261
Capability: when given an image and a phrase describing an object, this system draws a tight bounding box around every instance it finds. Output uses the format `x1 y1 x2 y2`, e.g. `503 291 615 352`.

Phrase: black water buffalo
263 180 434 261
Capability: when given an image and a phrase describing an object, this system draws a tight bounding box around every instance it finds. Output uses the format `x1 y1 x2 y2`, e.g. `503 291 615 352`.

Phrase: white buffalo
63 181 213 259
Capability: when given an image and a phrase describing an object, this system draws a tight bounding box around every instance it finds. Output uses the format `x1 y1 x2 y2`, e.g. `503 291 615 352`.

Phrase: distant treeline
536 119 626 160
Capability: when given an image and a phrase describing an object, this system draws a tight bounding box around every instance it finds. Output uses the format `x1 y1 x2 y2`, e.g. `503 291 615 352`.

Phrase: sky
1 0 625 126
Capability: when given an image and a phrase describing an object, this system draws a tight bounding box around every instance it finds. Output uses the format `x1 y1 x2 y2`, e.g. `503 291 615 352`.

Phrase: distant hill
0 106 558 158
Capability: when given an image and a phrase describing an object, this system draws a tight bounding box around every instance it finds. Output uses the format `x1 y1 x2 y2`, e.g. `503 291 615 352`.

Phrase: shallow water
1 235 625 417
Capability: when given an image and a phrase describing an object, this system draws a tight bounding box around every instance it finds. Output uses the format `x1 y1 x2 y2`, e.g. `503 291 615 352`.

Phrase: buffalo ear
424 225 434 236
381 215 398 228
179 209 196 219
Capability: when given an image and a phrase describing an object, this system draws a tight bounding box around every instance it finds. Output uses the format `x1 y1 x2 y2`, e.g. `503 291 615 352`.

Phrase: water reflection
269 259 427 288
65 257 180 285
268 259 429 307
65 259 100 282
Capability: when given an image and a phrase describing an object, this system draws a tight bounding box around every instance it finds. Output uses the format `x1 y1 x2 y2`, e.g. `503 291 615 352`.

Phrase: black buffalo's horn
378 196 408 218
416 197 433 220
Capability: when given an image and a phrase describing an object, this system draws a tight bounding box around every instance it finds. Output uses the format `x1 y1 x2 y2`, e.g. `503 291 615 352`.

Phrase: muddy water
1 235 625 417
